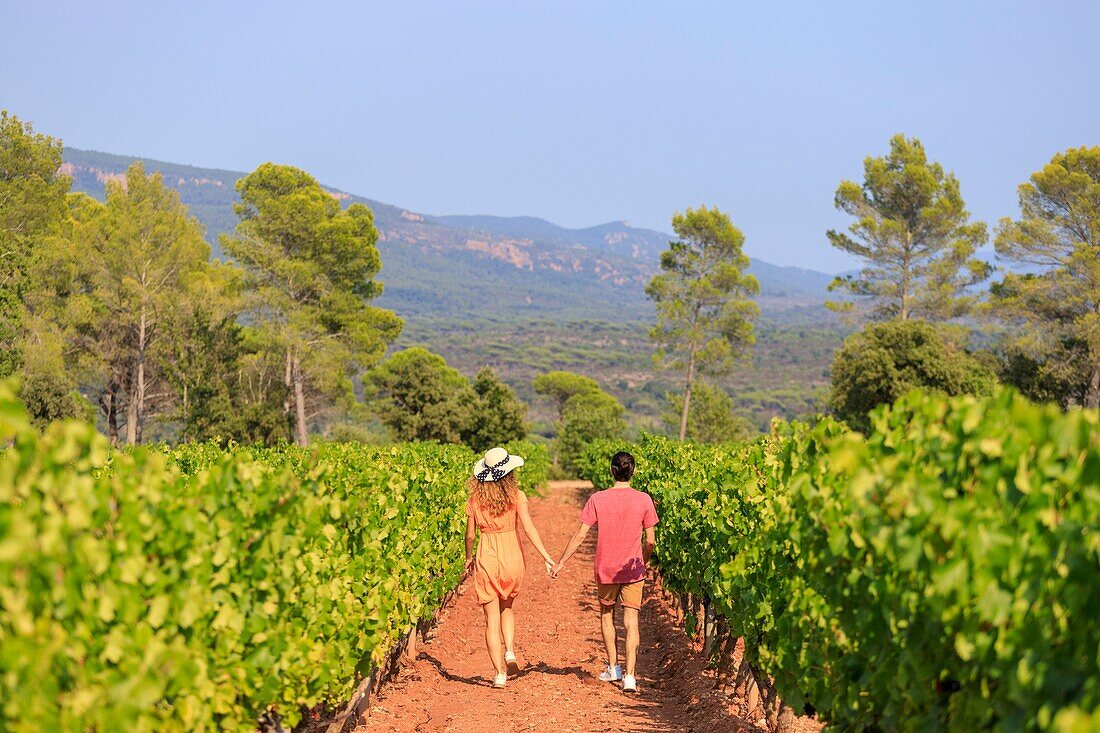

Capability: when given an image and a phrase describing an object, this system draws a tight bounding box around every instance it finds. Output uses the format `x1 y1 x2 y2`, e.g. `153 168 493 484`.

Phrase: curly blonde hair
467 472 519 517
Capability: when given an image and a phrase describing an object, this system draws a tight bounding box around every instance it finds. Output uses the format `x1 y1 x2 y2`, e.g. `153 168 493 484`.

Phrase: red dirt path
356 481 819 733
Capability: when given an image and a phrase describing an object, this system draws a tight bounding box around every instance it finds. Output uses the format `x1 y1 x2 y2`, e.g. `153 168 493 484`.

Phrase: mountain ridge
61 147 837 321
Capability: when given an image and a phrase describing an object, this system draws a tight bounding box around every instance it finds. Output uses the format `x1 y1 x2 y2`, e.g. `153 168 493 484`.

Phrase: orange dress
468 491 527 605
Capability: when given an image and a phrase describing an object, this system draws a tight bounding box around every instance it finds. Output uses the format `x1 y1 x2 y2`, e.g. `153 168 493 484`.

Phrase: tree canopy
0 111 70 379
462 367 528 452
992 146 1100 408
557 389 626 473
20 165 225 443
828 134 989 321
829 320 997 431
366 351 528 448
365 347 474 443
532 370 601 419
96 163 213 443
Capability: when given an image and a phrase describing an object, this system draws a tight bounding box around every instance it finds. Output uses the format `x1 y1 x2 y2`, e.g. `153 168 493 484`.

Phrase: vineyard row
0 380 547 732
579 389 1100 732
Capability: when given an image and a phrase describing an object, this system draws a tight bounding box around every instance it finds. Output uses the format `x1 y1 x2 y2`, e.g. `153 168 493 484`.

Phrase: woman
464 446 555 688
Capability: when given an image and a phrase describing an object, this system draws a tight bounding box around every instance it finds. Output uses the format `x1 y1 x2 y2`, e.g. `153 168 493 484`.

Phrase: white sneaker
599 664 623 682
492 672 507 689
505 651 520 675
622 674 637 693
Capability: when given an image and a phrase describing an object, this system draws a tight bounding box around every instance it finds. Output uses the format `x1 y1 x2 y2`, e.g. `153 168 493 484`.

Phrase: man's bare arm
642 525 656 564
552 523 591 577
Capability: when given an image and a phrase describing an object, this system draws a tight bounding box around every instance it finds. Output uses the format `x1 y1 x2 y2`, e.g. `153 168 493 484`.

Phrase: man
553 451 658 693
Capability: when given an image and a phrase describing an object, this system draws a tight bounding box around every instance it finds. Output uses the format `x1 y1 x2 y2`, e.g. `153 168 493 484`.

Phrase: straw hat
472 447 524 482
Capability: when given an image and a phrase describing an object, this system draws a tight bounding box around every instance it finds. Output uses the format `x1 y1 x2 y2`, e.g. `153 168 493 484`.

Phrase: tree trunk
104 383 119 447
900 230 913 321
678 308 701 441
283 348 293 416
135 304 147 443
1087 362 1100 409
125 369 138 445
292 355 308 446
678 359 695 441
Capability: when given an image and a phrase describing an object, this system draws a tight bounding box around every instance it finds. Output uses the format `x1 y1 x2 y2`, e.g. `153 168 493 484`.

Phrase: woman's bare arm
516 494 555 573
464 515 477 575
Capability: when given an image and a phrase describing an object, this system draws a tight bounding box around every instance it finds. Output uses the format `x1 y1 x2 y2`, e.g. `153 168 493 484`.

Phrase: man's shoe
599 664 623 682
505 651 520 676
622 674 637 693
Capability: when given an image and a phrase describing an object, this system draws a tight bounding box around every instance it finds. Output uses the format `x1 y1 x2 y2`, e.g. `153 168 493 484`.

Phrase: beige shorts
597 579 644 610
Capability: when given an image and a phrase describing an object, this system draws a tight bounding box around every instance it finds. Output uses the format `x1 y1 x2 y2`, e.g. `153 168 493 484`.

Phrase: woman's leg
482 597 505 675
500 597 516 655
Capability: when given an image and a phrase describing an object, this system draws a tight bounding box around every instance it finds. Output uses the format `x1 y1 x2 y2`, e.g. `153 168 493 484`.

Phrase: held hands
543 553 564 579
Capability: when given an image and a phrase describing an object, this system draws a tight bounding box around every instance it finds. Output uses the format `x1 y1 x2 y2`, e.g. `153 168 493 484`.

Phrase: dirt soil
355 481 821 733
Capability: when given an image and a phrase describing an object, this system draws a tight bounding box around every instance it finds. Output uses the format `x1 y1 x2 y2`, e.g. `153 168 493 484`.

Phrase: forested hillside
61 147 845 428
62 148 836 321
399 317 843 433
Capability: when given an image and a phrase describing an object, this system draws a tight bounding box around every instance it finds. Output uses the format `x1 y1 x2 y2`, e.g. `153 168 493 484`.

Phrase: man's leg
481 597 505 676
600 602 618 670
621 580 644 679
623 606 640 678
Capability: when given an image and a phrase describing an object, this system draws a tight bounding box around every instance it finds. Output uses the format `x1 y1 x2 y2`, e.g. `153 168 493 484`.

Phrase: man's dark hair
610 451 636 482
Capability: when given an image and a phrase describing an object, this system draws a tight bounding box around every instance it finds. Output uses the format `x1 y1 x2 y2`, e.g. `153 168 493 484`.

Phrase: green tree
160 289 290 445
0 111 70 379
94 163 212 444
558 390 626 473
828 134 990 321
992 146 1100 408
662 381 752 443
829 320 997 431
23 191 133 438
646 206 759 440
25 167 213 444
16 327 94 429
532 370 600 419
462 367 527 452
990 346 1081 408
20 192 105 428
222 164 402 444
365 347 474 443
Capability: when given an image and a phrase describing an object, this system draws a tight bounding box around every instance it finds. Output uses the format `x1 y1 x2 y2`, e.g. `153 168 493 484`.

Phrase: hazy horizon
3 1 1098 271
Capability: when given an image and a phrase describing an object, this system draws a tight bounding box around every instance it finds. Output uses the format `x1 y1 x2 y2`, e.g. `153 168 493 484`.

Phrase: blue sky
2 1 1097 272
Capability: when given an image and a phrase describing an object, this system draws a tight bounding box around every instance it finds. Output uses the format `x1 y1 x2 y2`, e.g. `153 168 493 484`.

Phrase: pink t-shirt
579 487 659 584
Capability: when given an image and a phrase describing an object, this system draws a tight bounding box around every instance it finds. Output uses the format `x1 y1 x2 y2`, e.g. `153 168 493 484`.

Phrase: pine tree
993 146 1100 408
222 164 402 445
647 206 759 440
828 134 989 321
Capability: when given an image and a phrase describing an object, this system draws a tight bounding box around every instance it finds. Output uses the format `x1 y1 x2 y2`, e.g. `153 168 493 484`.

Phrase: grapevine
579 389 1100 731
0 381 542 731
